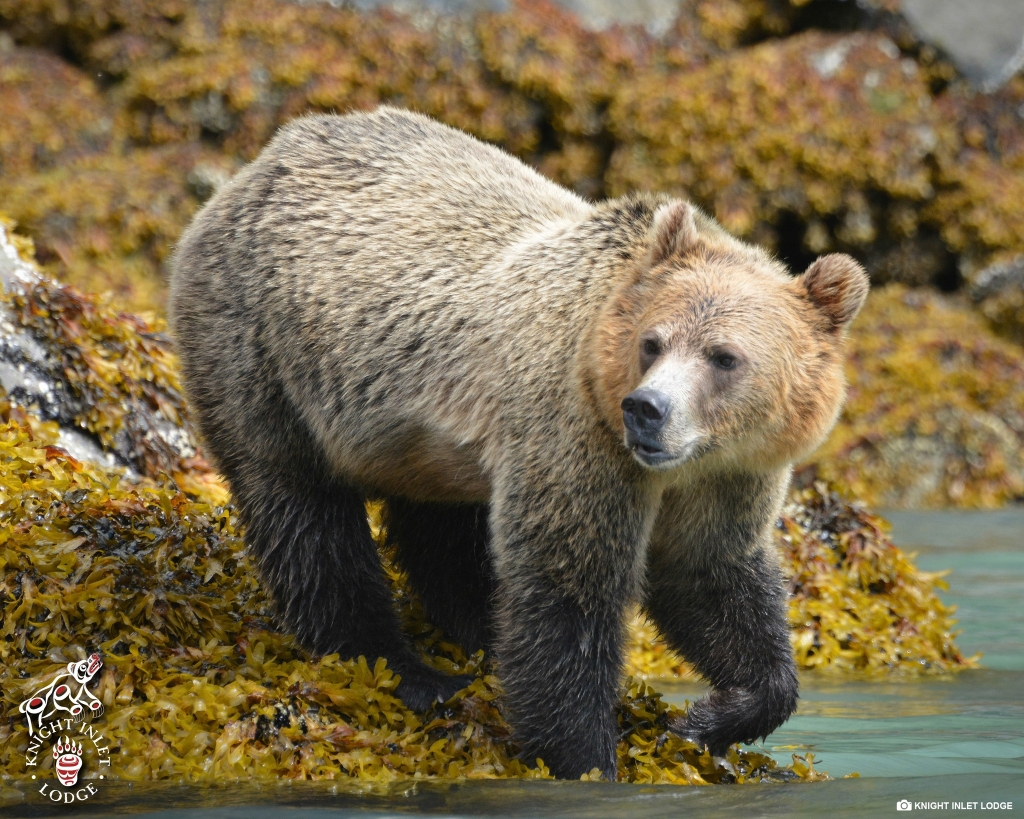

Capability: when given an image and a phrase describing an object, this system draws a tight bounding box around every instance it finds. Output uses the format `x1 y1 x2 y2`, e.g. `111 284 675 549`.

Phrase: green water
4 511 1022 817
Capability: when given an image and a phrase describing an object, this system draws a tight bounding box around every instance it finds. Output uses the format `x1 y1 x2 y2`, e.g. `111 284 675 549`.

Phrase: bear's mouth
627 435 712 469
631 441 676 466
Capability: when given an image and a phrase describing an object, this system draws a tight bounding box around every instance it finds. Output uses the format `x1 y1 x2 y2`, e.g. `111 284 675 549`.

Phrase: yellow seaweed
0 419 827 785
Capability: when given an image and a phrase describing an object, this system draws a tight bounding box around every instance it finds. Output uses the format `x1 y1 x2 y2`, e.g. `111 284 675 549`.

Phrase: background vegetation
2 0 1023 506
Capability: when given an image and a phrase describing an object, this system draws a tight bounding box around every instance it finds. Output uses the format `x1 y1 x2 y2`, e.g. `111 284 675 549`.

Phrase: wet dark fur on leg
385 498 495 656
490 445 654 780
650 547 797 753
232 464 471 712
644 476 799 755
494 578 625 779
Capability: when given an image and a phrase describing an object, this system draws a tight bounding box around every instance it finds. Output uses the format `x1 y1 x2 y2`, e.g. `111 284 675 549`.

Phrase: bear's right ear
645 201 698 267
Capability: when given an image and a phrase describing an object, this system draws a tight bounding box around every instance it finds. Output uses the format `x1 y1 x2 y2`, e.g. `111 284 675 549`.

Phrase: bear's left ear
646 201 698 267
798 253 869 331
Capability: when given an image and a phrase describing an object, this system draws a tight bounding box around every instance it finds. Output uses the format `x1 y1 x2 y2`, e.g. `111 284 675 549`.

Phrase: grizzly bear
169 106 868 780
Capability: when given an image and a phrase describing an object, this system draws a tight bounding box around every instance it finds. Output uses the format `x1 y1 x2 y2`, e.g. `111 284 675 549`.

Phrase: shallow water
5 510 1023 817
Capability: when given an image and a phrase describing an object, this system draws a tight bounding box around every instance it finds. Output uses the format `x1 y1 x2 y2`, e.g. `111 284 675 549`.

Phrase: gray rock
0 223 176 477
969 255 1024 303
968 255 1024 346
309 0 680 33
0 225 105 466
901 0 1024 90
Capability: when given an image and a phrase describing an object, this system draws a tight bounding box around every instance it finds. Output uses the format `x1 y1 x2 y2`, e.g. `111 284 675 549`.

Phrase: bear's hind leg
384 498 494 657
233 468 472 712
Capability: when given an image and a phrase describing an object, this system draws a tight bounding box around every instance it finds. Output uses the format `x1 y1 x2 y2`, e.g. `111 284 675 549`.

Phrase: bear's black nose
621 388 671 434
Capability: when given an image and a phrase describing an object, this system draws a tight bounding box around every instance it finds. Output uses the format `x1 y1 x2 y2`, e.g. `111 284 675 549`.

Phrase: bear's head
591 200 869 474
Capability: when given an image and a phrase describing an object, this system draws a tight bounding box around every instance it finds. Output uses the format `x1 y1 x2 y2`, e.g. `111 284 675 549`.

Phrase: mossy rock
0 218 974 789
0 43 117 178
2 0 1024 312
969 255 1024 348
808 284 1024 508
0 145 235 314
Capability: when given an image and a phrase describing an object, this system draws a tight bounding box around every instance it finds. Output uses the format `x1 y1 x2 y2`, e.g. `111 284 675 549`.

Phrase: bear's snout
622 388 672 462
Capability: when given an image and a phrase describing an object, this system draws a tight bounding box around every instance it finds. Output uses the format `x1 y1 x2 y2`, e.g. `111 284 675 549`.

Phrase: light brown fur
169 106 868 779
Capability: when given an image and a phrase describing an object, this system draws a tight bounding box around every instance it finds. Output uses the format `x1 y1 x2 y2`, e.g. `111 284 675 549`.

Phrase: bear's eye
642 338 661 358
712 352 737 371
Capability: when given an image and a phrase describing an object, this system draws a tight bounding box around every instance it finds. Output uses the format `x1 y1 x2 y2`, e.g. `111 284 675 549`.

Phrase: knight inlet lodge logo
17 652 112 804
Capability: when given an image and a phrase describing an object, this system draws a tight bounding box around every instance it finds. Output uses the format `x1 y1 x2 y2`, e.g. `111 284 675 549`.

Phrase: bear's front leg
489 447 658 780
644 472 798 755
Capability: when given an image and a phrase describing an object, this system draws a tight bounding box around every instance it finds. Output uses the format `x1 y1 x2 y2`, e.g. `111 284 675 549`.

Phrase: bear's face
592 202 868 474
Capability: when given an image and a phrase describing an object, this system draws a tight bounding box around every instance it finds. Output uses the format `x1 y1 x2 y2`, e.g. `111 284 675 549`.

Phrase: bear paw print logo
53 736 84 787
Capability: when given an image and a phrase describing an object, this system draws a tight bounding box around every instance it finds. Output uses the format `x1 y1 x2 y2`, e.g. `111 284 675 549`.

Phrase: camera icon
897 800 913 811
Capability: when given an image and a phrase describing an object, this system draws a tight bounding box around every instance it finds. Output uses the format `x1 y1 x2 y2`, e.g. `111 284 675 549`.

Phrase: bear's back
251 107 589 281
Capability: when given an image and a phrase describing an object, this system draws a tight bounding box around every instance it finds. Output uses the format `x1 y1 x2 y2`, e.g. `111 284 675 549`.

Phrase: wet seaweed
0 419 827 786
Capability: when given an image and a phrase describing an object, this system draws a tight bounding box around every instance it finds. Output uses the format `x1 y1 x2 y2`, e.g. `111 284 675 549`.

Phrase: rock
901 0 1024 90
0 223 124 472
0 217 200 479
0 45 116 177
968 254 1024 346
330 0 686 34
0 143 235 314
607 31 953 269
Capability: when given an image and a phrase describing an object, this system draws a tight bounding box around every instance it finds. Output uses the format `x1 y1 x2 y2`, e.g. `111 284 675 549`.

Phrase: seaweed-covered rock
607 31 957 279
2 0 1024 312
929 75 1024 276
114 1 535 159
3 1 1024 499
0 144 235 313
0 218 971 789
780 483 974 672
0 0 188 60
0 42 116 177
809 285 1024 508
0 215 202 480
